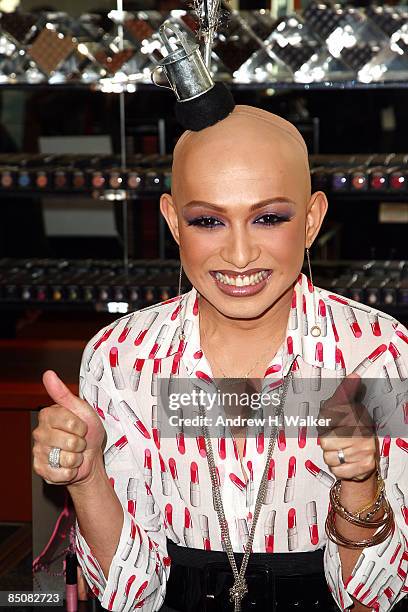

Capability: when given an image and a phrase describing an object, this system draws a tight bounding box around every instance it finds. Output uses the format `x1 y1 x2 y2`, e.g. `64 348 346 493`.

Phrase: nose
219 224 261 269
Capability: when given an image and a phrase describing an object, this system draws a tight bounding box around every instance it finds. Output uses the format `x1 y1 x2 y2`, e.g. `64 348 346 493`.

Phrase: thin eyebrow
183 198 296 213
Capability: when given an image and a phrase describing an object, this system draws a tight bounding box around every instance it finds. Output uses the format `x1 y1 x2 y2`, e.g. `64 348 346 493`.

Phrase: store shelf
1 259 407 317
1 154 408 199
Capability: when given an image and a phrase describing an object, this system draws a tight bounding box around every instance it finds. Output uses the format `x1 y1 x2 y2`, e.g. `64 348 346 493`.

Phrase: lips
209 269 273 297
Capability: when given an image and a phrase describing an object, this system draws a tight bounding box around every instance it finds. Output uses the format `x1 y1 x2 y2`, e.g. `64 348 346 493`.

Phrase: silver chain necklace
197 360 295 612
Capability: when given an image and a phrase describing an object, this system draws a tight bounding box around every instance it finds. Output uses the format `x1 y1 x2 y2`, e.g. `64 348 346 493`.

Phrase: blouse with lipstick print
74 272 408 612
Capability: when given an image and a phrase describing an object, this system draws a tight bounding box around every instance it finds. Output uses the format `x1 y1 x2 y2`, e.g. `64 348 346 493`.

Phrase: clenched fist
318 372 378 482
32 370 106 486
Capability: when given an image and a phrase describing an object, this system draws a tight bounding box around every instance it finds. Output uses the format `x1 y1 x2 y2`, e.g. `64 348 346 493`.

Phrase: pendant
310 325 321 337
229 577 248 605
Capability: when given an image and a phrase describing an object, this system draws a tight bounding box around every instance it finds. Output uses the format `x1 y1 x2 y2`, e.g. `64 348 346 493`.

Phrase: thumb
42 370 83 412
329 372 361 405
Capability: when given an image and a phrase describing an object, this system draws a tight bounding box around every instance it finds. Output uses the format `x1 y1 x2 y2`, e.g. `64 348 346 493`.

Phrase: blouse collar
134 272 337 383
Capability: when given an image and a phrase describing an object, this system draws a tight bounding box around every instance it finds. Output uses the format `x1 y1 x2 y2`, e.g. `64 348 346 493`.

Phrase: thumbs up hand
32 370 106 487
317 372 378 481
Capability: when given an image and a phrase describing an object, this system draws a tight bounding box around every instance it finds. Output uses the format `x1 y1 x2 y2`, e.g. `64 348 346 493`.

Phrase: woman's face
161 118 327 320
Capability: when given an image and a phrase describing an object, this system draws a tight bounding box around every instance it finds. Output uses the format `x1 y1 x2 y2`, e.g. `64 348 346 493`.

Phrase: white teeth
214 270 269 287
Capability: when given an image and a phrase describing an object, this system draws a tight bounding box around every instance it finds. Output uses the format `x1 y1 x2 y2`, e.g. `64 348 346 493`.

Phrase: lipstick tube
168 457 184 500
298 402 309 448
151 358 161 397
199 514 211 550
119 401 150 439
264 458 275 504
352 560 375 597
127 478 138 517
167 325 181 356
397 551 408 581
318 299 327 337
130 358 145 392
229 472 246 492
165 504 180 543
379 435 391 479
133 309 157 343
146 536 157 574
264 510 276 553
190 462 200 507
335 346 346 381
176 409 185 455
104 435 128 466
159 453 171 496
289 291 298 330
90 357 104 382
363 570 388 607
291 358 303 395
306 500 319 545
381 365 393 394
145 483 155 516
237 518 249 551
326 304 339 342
218 426 226 459
144 449 152 488
109 347 125 390
149 323 169 358
353 344 387 375
344 551 365 587
344 305 362 338
246 461 254 508
390 542 402 565
389 342 408 381
106 399 119 421
302 294 308 336
91 384 105 420
377 531 394 557
151 404 161 449
392 483 408 524
305 460 335 487
117 314 134 343
120 520 137 561
107 565 122 610
277 414 286 450
65 552 78 612
287 508 298 551
397 437 408 454
184 508 194 547
369 313 381 337
284 456 296 503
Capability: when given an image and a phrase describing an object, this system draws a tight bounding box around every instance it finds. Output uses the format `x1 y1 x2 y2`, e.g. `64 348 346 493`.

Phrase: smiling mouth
210 269 271 287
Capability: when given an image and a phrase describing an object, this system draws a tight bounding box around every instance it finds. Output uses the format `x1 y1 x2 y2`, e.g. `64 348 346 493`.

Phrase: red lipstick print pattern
73 273 408 612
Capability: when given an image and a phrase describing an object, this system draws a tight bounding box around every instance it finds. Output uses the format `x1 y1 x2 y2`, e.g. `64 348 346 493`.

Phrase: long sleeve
324 322 408 611
74 326 172 612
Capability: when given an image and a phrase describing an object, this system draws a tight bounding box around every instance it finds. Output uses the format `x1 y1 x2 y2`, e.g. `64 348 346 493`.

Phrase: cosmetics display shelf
2 154 408 198
1 258 407 317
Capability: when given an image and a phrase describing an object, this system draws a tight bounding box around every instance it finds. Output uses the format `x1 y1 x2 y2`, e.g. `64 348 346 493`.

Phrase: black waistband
166 538 325 575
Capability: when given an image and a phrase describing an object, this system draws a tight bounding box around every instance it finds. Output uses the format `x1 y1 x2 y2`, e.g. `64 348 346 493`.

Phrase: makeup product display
0 259 407 314
0 153 408 197
0 6 407 86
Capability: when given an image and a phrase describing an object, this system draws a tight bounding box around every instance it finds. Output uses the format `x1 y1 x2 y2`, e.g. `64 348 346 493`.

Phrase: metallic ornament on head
151 6 235 131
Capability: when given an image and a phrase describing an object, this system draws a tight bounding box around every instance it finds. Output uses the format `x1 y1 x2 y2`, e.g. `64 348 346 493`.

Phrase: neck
198 282 294 349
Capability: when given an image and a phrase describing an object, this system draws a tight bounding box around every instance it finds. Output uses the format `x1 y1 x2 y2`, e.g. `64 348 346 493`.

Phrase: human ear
160 193 180 245
305 191 328 249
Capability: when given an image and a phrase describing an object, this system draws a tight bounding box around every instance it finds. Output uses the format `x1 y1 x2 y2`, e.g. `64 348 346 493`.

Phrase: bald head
172 105 311 200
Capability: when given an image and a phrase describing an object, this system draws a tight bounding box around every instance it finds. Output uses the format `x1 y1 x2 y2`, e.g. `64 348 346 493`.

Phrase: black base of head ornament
174 81 235 131
151 21 235 131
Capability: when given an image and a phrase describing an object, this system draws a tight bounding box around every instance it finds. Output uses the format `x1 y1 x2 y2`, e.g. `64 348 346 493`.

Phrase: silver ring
48 447 61 469
337 448 346 465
